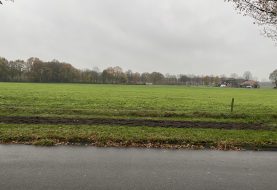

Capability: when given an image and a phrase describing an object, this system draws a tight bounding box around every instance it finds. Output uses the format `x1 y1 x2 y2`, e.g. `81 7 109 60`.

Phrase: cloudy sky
1 0 276 80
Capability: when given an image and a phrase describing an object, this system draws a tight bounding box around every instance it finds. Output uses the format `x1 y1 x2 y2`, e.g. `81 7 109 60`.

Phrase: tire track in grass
0 116 267 130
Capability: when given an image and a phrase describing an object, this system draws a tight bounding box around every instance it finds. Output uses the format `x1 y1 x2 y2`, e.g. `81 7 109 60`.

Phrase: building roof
240 80 259 86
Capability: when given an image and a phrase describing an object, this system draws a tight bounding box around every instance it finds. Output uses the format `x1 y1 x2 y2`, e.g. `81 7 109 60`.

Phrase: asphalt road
0 145 276 190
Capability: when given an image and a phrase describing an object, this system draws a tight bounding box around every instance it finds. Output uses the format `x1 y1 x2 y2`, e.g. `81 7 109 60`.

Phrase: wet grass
0 83 276 124
0 124 277 150
1 83 276 149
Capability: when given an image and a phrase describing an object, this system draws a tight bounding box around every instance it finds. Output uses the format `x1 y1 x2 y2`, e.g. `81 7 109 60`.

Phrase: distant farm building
240 80 260 88
145 83 153 85
220 78 244 88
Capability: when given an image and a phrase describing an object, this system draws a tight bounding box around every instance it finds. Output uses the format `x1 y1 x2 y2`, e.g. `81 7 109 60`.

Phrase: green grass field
0 82 277 149
0 83 276 121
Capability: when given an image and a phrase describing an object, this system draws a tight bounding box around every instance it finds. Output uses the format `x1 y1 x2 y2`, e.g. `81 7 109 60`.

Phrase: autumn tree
150 72 165 84
102 66 127 84
141 72 151 84
125 70 141 84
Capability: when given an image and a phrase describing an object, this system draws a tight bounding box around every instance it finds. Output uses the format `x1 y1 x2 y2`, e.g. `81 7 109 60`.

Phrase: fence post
231 98 235 113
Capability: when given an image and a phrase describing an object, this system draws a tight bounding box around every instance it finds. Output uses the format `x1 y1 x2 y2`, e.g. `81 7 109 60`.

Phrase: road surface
0 145 276 190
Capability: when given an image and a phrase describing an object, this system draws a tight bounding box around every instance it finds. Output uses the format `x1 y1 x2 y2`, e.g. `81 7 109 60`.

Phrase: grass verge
0 124 277 150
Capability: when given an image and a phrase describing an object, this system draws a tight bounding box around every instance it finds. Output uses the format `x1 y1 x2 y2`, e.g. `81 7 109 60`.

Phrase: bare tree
227 0 277 40
0 0 13 4
269 69 277 88
243 71 253 80
230 73 240 79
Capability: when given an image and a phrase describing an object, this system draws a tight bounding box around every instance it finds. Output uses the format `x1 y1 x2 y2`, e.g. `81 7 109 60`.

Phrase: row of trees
1 57 276 87
0 57 81 83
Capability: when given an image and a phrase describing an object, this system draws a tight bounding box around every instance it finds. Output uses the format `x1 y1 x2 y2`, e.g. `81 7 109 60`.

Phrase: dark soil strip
0 116 266 130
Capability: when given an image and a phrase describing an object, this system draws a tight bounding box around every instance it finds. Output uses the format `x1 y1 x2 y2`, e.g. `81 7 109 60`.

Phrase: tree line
0 57 276 87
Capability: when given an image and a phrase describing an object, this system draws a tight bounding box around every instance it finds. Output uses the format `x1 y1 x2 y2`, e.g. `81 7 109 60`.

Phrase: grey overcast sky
1 0 276 80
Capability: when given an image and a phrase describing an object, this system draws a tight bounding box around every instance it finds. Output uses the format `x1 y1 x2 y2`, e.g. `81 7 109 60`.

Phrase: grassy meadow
0 83 277 121
0 82 277 149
